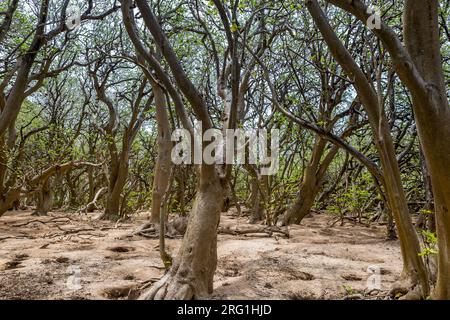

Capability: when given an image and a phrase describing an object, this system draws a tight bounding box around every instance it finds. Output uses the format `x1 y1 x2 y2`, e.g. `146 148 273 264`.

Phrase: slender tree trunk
284 136 326 224
65 173 78 209
374 119 429 295
174 169 187 215
85 187 107 213
150 83 172 223
87 166 95 203
248 177 263 223
417 149 435 232
318 151 349 206
103 160 128 220
284 137 340 225
0 138 7 196
244 163 268 224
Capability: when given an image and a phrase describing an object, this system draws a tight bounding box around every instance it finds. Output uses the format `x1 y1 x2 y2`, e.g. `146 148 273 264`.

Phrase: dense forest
0 0 449 301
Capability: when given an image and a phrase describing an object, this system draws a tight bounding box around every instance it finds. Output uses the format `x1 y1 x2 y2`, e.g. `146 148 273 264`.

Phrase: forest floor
0 209 403 300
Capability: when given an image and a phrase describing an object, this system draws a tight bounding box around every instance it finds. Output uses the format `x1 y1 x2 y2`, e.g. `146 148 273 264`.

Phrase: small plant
418 229 438 257
342 284 354 295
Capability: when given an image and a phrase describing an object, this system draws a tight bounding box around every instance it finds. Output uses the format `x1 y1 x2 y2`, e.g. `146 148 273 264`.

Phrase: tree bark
403 0 450 299
244 164 268 224
305 0 430 298
284 136 326 224
150 81 172 223
103 160 128 220
0 0 49 136
324 0 450 300
141 176 223 299
0 188 21 217
33 178 53 216
133 0 226 299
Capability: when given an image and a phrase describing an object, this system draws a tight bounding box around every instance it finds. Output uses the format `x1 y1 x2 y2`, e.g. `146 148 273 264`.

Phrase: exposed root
218 225 289 238
31 211 48 217
11 217 70 227
390 277 423 300
139 272 194 300
128 218 187 239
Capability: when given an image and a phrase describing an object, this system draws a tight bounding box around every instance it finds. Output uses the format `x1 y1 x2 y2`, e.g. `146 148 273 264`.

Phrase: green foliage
342 284 354 295
418 230 438 257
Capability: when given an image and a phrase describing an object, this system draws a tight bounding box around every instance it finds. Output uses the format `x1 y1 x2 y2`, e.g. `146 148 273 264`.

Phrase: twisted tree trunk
129 0 228 299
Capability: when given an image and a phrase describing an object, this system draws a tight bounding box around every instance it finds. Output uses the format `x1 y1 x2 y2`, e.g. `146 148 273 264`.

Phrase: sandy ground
0 210 402 300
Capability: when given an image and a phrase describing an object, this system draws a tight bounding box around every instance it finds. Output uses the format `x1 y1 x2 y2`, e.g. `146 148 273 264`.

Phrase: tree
317 0 450 300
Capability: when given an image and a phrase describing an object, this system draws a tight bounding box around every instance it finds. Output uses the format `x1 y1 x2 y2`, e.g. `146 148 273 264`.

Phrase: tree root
390 278 424 300
128 219 187 239
218 225 289 238
11 217 71 227
139 271 194 300
31 211 48 217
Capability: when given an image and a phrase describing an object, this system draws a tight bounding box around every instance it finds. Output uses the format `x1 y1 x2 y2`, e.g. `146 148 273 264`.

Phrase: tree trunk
65 173 79 209
103 161 128 220
284 169 319 225
248 177 263 223
133 0 228 299
141 174 223 299
0 138 8 197
174 168 187 215
243 163 268 224
34 178 53 216
306 0 429 297
284 136 326 224
150 82 172 223
284 137 340 225
417 148 435 232
0 188 21 217
403 0 450 299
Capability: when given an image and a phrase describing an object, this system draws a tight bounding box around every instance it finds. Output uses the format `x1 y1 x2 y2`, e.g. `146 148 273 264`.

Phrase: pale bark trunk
84 187 107 213
0 139 7 196
141 176 223 299
150 82 172 223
